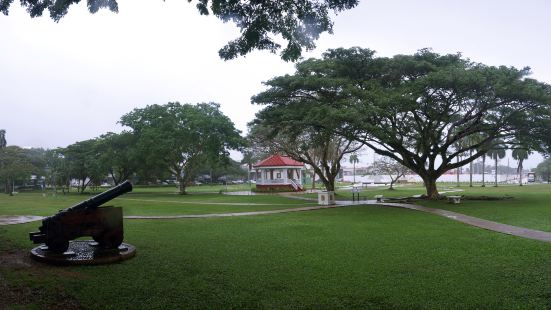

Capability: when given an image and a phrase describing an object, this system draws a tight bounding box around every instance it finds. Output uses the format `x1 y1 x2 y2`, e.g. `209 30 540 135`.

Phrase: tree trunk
176 173 187 195
494 158 498 187
519 161 523 186
311 172 316 189
353 162 356 183
481 155 486 187
424 177 440 200
456 156 460 187
321 176 335 192
179 181 187 194
469 150 473 187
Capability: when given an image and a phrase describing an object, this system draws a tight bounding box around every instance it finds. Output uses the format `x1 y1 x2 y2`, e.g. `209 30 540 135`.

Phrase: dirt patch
0 249 86 309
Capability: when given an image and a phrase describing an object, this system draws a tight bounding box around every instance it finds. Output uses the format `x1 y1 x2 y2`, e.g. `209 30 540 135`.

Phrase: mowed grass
424 184 551 232
303 184 431 200
2 185 551 308
300 183 551 232
2 205 551 309
0 187 316 217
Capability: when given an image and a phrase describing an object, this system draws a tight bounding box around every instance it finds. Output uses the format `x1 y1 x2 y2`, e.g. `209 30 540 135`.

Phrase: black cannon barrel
67 180 133 211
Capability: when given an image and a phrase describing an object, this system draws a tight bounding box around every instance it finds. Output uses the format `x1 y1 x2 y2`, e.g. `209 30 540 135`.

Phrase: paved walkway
124 204 344 219
0 215 44 226
378 202 551 243
116 197 315 206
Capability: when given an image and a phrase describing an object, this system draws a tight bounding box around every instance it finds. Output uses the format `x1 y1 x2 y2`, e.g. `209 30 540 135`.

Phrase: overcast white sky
1 0 550 168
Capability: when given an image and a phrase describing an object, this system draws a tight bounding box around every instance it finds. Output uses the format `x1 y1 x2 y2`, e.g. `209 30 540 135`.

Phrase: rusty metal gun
29 180 133 253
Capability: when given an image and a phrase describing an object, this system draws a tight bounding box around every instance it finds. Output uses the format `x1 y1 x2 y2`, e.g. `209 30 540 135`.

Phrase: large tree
535 157 551 183
0 146 34 195
63 139 105 193
96 131 138 185
249 112 361 192
252 47 551 199
44 148 71 194
120 102 243 194
0 0 358 61
373 157 409 190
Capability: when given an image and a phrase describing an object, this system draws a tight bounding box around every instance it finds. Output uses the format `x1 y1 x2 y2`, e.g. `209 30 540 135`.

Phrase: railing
290 179 302 191
256 179 286 185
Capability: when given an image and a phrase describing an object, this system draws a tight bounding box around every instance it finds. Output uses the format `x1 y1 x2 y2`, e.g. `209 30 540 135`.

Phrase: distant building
253 154 305 192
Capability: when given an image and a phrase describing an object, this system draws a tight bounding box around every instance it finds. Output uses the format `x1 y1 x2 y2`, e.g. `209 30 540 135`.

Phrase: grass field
1 184 551 308
0 186 316 217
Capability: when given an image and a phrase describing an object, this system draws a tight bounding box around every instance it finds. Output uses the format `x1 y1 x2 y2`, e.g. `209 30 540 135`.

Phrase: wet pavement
0 216 44 225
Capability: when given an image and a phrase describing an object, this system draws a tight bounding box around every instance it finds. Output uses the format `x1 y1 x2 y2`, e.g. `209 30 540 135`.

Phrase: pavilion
253 154 305 192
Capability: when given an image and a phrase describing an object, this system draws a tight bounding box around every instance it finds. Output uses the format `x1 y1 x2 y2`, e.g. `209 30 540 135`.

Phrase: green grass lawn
0 187 317 216
300 184 551 233
423 184 551 232
1 185 551 308
302 184 448 200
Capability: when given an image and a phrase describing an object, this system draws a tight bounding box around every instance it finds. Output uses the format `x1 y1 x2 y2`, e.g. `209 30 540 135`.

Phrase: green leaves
252 47 551 198
1 0 358 61
120 102 243 193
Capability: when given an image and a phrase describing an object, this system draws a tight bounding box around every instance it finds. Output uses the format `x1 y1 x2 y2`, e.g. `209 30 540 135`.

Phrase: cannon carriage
29 181 132 253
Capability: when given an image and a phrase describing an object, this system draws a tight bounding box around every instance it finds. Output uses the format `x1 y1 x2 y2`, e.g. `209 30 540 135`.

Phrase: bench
447 195 462 204
374 195 384 202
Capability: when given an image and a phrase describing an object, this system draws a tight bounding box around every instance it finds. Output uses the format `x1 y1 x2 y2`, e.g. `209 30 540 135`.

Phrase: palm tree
464 134 483 187
0 129 6 148
452 139 465 187
487 144 506 187
349 153 359 183
0 130 5 194
512 148 531 186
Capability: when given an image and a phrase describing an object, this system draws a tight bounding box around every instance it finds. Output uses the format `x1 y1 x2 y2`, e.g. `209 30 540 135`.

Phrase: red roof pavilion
253 154 304 168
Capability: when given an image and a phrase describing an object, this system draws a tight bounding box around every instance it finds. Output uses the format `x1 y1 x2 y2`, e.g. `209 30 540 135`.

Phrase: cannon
29 181 133 254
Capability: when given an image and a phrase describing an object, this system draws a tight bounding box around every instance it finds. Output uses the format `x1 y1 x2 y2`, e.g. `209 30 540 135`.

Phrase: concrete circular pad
30 240 136 265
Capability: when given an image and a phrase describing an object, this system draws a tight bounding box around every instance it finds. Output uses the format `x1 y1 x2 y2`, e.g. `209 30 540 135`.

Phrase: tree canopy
252 47 551 198
0 0 359 61
120 102 243 194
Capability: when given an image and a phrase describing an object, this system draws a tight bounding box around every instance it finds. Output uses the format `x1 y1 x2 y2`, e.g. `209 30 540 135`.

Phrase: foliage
0 129 6 148
0 145 34 194
43 148 71 192
486 142 506 187
62 139 105 193
252 47 551 198
0 0 359 61
248 122 360 192
511 146 531 186
196 158 247 184
96 131 138 185
534 157 551 182
373 157 409 189
120 102 243 194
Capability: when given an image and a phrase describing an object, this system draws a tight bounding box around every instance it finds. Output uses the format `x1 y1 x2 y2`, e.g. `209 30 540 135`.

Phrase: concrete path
378 202 551 243
117 197 315 206
124 204 344 219
0 215 44 226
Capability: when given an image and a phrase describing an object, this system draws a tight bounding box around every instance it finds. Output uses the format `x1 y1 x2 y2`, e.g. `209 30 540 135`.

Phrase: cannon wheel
93 229 123 249
46 238 69 253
